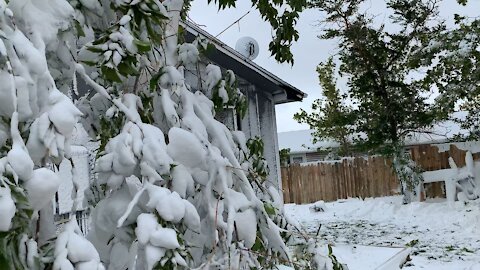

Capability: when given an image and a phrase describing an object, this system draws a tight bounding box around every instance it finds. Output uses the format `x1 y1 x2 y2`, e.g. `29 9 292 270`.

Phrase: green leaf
251 235 264 251
73 19 85 37
134 39 152 53
81 60 98 67
406 239 419 247
149 71 164 91
117 62 139 76
101 66 122 82
264 202 276 215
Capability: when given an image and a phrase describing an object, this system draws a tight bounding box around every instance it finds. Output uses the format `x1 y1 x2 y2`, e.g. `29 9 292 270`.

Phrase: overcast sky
189 0 480 132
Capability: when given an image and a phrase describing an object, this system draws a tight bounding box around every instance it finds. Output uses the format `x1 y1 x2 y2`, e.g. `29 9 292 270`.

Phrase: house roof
278 112 470 153
182 21 307 104
404 111 468 146
278 129 339 154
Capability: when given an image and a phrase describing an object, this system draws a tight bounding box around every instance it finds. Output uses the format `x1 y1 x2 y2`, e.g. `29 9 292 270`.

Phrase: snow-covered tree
303 0 452 202
0 0 343 269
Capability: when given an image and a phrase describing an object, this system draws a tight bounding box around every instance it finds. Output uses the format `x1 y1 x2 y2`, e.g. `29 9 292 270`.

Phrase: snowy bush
392 147 424 204
0 0 332 269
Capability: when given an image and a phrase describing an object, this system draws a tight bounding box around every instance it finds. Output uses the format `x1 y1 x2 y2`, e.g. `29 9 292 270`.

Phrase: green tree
305 0 454 202
294 57 355 156
309 0 445 154
425 12 480 139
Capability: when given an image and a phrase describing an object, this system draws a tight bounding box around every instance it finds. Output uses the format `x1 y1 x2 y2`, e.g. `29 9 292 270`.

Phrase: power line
215 9 252 38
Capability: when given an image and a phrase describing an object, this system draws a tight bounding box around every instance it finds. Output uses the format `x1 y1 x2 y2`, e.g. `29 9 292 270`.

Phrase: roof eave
181 21 307 104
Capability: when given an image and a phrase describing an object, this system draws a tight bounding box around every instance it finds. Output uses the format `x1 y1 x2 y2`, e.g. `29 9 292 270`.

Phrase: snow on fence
282 142 480 204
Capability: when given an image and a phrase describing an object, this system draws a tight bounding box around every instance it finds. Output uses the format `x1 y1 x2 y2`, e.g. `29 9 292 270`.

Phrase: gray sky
189 0 480 132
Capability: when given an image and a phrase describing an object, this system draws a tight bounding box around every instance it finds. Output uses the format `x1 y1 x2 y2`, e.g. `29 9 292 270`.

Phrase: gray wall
185 62 283 190
239 83 282 192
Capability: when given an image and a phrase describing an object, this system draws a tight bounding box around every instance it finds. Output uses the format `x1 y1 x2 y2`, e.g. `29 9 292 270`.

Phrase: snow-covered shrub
0 0 85 268
392 147 424 204
0 0 315 269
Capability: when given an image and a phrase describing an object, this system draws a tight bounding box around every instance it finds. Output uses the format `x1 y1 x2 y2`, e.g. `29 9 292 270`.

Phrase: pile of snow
310 200 327 212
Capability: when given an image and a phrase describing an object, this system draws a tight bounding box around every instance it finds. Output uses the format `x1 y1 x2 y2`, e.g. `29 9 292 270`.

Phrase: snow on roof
405 111 468 146
277 129 339 154
279 112 471 153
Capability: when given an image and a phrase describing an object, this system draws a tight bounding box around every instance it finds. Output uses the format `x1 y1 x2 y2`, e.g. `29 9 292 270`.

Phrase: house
56 21 307 231
182 21 306 187
278 112 472 164
278 129 340 164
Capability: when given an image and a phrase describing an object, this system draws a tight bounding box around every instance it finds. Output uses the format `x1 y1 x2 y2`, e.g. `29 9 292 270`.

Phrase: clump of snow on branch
0 0 94 269
0 0 319 269
53 218 104 270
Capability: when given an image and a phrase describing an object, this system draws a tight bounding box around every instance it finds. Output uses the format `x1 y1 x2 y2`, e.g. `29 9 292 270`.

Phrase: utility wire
215 9 252 38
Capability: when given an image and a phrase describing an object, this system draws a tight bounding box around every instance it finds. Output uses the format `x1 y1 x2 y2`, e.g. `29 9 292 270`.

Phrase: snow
56 146 90 214
285 196 480 270
0 186 15 231
149 227 180 249
134 211 184 269
159 67 184 94
8 112 34 181
436 141 480 153
234 209 257 248
171 163 194 198
332 244 409 269
145 245 166 270
217 80 229 103
310 200 326 212
403 112 469 146
48 89 83 138
160 88 180 127
167 127 207 169
9 0 74 47
119 15 131 25
145 183 188 223
205 64 222 90
136 213 158 245
54 218 103 270
0 0 308 268
25 168 62 214
178 43 199 66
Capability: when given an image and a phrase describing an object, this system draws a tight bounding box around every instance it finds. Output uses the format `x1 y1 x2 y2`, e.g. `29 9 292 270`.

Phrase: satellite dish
235 37 259 60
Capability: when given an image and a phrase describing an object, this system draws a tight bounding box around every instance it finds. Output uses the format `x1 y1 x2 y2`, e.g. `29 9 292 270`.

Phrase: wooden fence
281 156 398 204
281 143 480 204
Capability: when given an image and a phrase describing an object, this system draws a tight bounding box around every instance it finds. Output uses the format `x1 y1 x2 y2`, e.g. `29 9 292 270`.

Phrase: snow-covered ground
285 196 480 270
